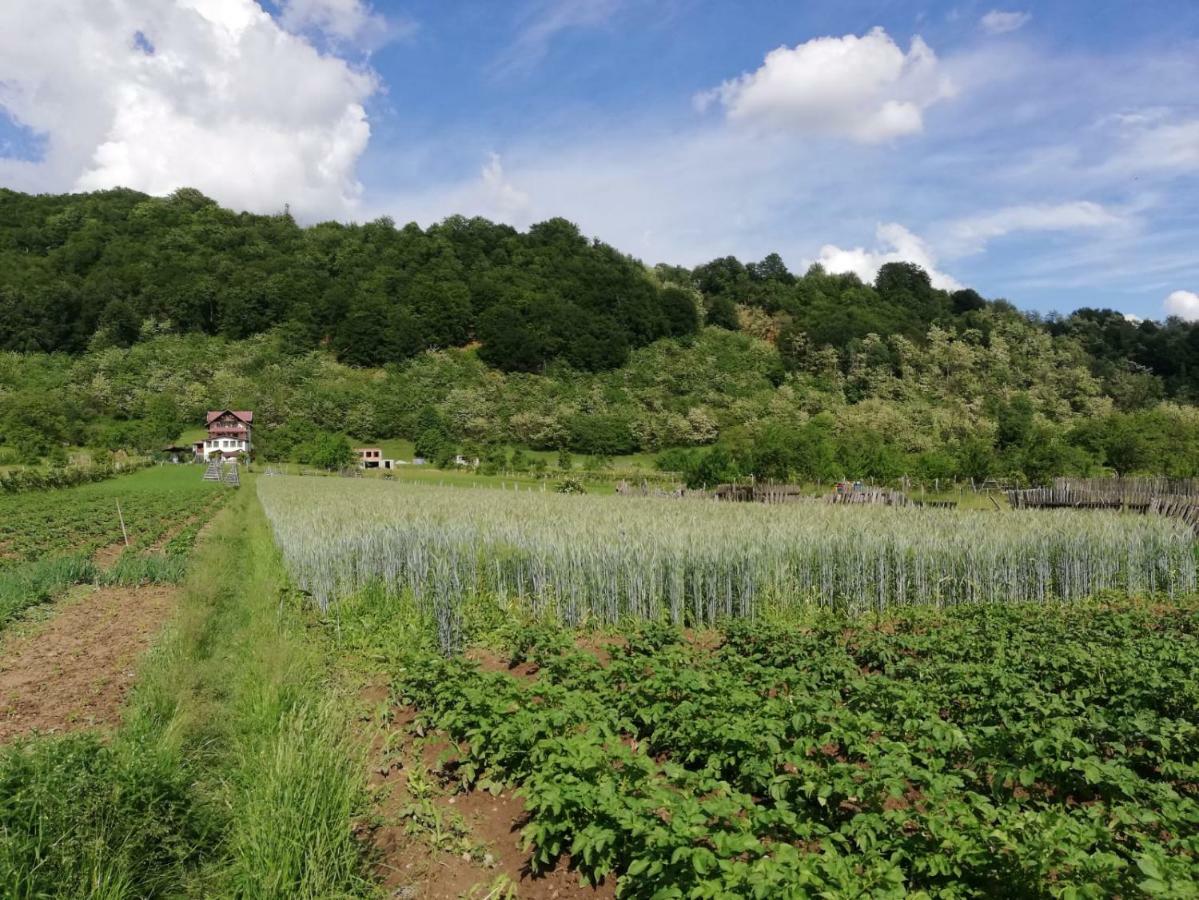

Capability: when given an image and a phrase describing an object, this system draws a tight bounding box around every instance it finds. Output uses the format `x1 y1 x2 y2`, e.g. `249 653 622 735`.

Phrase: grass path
0 479 370 898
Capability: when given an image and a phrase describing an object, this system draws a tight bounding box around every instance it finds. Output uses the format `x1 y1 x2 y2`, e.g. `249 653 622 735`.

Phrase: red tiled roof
206 410 254 424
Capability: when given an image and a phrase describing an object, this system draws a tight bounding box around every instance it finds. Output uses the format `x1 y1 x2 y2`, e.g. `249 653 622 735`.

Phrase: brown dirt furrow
357 682 615 900
92 540 129 568
0 584 177 742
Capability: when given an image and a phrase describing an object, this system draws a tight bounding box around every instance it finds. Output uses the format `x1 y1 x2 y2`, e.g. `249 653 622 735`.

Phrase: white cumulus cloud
696 27 956 143
942 201 1124 256
980 10 1031 35
1164 290 1199 322
277 0 412 51
814 223 963 291
0 0 376 220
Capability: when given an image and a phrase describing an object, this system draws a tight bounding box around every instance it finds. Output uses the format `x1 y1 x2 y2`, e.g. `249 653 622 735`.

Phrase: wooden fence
1008 477 1199 532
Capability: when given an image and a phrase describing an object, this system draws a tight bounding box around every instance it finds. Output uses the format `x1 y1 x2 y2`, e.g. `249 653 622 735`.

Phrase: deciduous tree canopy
3 186 1199 484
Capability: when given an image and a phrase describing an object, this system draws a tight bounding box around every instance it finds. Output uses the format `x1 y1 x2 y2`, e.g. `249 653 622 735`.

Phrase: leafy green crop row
0 460 149 495
386 602 1199 898
0 467 226 629
0 465 222 568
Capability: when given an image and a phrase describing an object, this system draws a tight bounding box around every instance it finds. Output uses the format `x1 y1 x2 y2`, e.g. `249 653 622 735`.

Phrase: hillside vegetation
2 186 1198 484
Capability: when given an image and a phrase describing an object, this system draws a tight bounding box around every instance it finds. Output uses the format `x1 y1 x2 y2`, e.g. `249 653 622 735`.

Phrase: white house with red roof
193 410 253 460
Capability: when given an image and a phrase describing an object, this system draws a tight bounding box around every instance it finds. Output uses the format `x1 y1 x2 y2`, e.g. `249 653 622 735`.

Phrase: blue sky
1 0 1197 320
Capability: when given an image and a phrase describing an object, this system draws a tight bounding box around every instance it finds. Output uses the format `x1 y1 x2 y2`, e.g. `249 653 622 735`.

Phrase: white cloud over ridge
479 154 533 224
1165 290 1199 322
942 201 1124 256
980 11 1031 35
0 0 376 220
814 223 963 291
696 27 956 143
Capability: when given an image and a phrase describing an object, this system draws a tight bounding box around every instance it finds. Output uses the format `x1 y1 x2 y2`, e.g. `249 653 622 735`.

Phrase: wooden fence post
116 499 129 546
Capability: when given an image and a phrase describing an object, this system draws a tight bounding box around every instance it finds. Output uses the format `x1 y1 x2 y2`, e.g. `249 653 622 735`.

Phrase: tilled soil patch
358 682 614 900
0 584 177 742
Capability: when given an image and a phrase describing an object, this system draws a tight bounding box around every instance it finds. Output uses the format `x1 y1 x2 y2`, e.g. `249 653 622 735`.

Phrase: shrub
297 432 354 471
555 477 586 494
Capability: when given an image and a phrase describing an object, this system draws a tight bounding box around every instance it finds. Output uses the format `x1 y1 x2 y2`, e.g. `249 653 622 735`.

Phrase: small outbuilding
354 448 383 469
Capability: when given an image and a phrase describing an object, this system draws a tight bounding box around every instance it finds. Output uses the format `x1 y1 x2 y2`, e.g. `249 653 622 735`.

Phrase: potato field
0 466 223 629
388 605 1199 897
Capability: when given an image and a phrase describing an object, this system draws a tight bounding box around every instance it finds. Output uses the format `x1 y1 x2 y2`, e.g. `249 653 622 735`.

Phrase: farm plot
0 466 225 630
0 466 221 566
367 602 1199 898
259 477 1196 641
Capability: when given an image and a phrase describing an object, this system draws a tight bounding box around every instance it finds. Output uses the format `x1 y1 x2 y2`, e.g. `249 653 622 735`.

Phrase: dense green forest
2 185 1198 484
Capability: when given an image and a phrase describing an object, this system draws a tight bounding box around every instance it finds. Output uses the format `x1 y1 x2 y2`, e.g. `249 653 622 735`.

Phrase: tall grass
134 480 367 898
0 550 190 633
0 734 216 899
0 481 369 898
259 478 1198 635
0 553 95 628
225 704 364 897
98 551 189 587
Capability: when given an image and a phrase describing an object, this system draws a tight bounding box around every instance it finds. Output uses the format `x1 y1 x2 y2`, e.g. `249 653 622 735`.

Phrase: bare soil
358 681 615 900
466 647 541 683
0 584 177 741
91 540 129 568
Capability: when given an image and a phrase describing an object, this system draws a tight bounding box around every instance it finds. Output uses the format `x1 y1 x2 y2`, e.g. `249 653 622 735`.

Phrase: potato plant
392 602 1199 898
0 466 223 567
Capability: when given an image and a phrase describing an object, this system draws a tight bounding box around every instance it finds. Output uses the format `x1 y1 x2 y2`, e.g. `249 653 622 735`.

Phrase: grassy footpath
0 479 369 898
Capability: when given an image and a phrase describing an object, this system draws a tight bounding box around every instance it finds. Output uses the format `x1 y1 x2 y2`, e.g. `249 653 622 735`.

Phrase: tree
747 252 793 284
98 299 141 348
299 432 354 470
955 436 996 482
1100 414 1149 476
677 445 742 488
659 286 701 337
705 295 740 331
875 262 933 303
951 288 986 314
995 394 1035 449
477 301 557 372
1020 426 1091 485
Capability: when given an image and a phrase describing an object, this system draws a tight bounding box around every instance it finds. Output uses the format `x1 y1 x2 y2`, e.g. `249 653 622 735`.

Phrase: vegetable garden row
380 602 1199 897
260 477 1199 895
0 466 224 630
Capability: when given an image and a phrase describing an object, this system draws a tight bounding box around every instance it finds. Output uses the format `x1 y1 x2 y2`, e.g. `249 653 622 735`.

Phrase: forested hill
2 185 1194 389
3 185 1199 484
